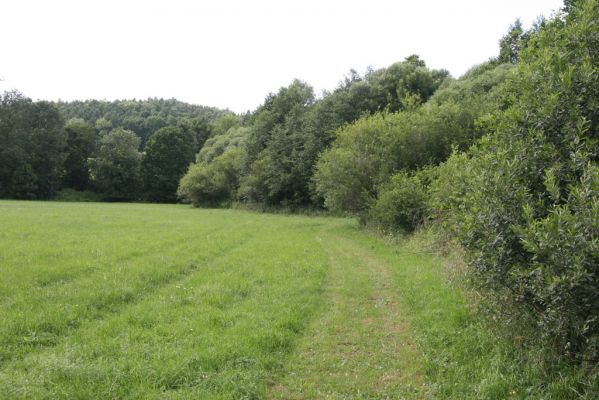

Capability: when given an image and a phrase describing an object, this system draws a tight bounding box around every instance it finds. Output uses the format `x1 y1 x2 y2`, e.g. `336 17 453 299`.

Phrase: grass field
0 201 592 399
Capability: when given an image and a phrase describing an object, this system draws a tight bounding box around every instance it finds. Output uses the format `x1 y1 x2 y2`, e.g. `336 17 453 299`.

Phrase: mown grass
1 201 594 399
0 201 342 398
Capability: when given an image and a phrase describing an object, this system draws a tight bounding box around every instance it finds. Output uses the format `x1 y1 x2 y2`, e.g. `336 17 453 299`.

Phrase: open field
0 201 591 399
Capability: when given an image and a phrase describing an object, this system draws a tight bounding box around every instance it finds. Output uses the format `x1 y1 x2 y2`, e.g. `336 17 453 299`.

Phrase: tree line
0 0 597 366
0 97 227 201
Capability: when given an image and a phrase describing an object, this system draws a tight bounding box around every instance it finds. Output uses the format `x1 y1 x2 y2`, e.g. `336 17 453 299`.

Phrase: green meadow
0 201 589 399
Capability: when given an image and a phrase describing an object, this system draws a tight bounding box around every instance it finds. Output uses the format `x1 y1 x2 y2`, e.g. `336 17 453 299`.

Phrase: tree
89 128 141 200
63 118 97 191
0 91 67 199
240 80 316 205
196 126 249 163
498 19 526 63
141 126 196 202
210 113 240 137
179 117 212 153
95 117 112 136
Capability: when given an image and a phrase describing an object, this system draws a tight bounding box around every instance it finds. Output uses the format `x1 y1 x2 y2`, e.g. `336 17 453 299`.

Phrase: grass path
269 231 423 399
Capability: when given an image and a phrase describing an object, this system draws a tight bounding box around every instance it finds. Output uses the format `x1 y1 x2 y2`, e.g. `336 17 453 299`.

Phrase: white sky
1 0 563 113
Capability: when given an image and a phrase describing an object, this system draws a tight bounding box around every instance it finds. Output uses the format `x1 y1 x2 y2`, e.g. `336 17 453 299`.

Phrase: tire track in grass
269 231 424 399
0 234 196 304
0 227 255 368
0 222 330 399
0 214 231 302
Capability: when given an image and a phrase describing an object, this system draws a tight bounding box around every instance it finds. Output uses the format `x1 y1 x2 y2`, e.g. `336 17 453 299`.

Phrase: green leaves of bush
368 171 429 233
440 0 599 359
177 148 243 207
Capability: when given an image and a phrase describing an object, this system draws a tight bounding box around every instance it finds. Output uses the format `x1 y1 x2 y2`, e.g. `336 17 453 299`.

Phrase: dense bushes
430 0 599 359
313 87 499 214
177 125 248 206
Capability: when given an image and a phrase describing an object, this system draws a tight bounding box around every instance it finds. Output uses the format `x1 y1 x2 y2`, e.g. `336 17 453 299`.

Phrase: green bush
427 150 474 233
177 148 243 207
367 170 429 233
443 0 599 359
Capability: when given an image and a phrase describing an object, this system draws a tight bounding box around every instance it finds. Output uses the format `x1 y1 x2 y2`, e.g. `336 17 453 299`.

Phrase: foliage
196 126 249 163
314 99 485 214
178 117 212 152
313 113 397 213
237 152 271 205
237 57 449 208
141 126 196 202
427 150 474 233
210 113 240 137
178 125 249 206
56 98 227 148
89 128 142 200
241 80 316 205
367 170 429 233
62 118 97 191
429 62 514 108
0 91 67 199
497 19 529 64
178 148 243 207
442 0 599 359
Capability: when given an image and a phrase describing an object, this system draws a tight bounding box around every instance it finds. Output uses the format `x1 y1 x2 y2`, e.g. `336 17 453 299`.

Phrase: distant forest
1 0 597 365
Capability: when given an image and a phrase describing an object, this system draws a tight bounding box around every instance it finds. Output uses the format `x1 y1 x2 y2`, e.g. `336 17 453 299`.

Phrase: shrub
444 0 599 359
367 170 429 233
177 148 243 207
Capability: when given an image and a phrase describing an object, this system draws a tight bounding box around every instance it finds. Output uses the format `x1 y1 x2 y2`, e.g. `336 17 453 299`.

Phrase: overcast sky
1 0 563 113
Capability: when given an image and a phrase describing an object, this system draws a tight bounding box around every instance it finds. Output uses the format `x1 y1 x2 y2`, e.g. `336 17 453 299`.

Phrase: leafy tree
63 118 97 191
196 126 249 163
313 113 395 213
95 117 112 136
498 19 526 64
89 128 142 200
0 91 67 199
366 55 449 113
141 126 196 202
241 80 316 205
179 117 212 152
210 113 240 137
